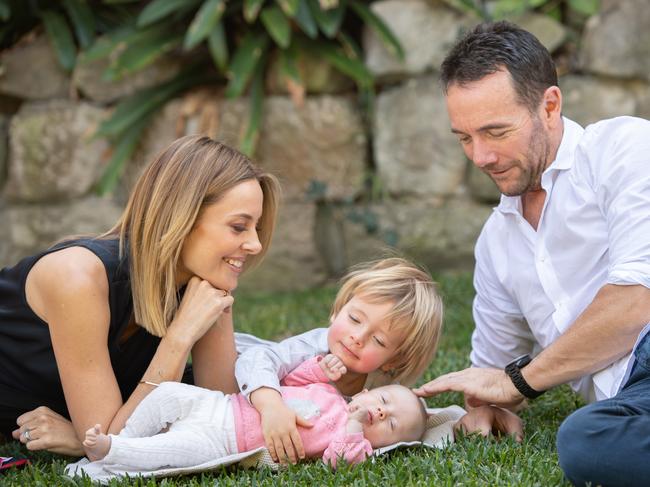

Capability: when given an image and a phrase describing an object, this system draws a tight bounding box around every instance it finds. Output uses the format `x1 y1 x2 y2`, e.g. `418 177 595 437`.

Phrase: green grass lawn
0 272 582 486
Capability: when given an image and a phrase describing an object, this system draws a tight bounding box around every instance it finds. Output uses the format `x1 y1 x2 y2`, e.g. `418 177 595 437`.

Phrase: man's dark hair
440 21 558 113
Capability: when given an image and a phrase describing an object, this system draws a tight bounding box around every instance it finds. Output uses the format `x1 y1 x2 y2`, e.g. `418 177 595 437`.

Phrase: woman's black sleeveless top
0 238 161 436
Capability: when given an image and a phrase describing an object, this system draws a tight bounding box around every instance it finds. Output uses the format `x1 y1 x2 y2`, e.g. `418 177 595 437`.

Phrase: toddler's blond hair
331 258 443 386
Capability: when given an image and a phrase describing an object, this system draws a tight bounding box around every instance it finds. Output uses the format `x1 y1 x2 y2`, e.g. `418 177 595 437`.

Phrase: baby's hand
348 406 370 424
319 354 347 382
346 404 369 433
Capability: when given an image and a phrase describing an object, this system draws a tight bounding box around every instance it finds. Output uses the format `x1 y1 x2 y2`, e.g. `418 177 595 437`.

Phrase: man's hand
413 367 524 409
319 354 347 382
454 405 524 443
250 387 312 464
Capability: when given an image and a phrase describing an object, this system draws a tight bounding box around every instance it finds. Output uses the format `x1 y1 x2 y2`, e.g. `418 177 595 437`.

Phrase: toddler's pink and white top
232 356 373 467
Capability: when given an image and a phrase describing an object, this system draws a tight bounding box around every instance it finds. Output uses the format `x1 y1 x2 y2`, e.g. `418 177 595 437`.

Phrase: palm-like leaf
62 0 95 49
276 0 300 17
95 114 152 194
208 21 228 73
240 60 266 156
184 0 226 50
225 32 270 98
0 0 10 22
41 10 77 71
294 0 318 38
308 0 346 38
244 0 265 22
261 6 291 48
349 0 404 61
302 38 372 88
137 0 201 27
96 66 208 138
106 30 183 79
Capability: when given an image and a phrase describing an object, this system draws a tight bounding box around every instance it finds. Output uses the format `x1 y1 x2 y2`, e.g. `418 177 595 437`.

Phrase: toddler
82 354 427 470
235 257 443 463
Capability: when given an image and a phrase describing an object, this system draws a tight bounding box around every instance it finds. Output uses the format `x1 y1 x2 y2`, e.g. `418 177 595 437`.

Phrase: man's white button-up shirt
470 116 650 402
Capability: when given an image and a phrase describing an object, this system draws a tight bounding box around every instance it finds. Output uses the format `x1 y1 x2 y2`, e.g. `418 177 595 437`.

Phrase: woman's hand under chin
12 406 84 456
168 276 235 347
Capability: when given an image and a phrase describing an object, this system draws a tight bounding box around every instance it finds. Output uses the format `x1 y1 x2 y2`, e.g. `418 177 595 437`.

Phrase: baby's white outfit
103 382 238 469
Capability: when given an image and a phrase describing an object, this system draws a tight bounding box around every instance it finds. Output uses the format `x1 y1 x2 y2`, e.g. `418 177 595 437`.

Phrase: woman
0 135 280 455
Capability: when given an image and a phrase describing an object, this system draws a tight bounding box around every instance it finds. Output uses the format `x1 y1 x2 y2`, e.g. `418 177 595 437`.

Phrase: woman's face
177 179 264 291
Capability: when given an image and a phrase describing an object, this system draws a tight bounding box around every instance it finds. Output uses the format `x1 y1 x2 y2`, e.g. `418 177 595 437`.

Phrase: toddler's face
348 384 425 448
327 295 403 375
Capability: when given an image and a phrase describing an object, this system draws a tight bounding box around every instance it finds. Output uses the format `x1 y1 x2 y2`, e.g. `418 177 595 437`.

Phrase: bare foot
83 424 111 462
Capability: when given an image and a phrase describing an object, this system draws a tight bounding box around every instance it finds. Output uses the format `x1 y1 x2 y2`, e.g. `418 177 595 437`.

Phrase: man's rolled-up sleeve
589 118 650 289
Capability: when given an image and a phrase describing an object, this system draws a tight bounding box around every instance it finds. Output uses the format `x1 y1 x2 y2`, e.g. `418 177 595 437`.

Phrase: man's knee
557 401 638 486
557 405 606 486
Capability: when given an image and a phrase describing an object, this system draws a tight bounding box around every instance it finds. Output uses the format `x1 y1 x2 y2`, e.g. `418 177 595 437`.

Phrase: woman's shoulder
38 245 107 279
18 243 115 329
27 245 110 315
34 238 125 286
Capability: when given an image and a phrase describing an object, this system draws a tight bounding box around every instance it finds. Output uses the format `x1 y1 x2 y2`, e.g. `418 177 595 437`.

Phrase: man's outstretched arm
414 283 650 406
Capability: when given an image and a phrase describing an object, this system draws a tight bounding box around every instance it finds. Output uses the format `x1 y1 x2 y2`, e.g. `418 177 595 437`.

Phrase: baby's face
348 384 425 448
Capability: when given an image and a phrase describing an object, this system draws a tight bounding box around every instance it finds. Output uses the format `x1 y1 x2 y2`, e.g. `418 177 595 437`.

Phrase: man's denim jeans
557 332 650 487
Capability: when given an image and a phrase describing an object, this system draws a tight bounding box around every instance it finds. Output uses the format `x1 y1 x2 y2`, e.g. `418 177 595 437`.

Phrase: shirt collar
547 116 584 172
496 116 584 215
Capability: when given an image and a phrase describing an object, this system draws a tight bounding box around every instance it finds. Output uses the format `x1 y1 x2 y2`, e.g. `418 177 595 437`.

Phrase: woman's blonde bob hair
331 257 444 386
103 135 280 337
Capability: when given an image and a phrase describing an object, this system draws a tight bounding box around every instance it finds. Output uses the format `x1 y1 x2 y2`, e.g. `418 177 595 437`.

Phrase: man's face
446 70 552 196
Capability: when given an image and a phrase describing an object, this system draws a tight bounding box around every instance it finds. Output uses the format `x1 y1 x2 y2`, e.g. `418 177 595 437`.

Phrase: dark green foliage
0 1 404 192
0 272 578 486
442 0 600 20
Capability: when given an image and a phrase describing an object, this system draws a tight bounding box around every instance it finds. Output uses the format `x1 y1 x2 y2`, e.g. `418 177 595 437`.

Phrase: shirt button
242 384 248 390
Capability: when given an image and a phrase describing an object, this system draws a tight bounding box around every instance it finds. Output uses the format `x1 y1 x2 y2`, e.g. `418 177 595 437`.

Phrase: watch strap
505 357 545 399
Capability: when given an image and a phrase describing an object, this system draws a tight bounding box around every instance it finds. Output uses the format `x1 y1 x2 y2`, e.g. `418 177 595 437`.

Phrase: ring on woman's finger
23 429 32 441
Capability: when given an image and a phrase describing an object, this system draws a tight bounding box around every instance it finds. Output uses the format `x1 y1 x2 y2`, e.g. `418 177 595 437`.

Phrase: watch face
514 354 532 369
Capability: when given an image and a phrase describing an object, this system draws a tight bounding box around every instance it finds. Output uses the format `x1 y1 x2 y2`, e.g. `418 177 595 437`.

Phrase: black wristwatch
504 354 546 399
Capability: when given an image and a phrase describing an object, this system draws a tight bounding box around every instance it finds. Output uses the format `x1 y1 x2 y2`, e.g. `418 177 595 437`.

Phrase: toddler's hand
252 388 312 464
319 354 347 381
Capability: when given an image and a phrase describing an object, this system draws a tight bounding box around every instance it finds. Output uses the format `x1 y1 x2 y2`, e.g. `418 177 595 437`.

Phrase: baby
82 354 427 470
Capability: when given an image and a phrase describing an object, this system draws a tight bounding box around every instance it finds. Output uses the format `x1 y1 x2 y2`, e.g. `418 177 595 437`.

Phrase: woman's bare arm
27 247 192 439
191 309 238 393
26 247 234 443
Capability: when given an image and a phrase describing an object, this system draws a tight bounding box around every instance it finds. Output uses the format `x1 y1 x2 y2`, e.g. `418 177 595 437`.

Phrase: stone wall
1 0 649 291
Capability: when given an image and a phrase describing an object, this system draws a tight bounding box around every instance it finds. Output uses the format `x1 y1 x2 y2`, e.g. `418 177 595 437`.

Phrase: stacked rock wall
1 0 649 291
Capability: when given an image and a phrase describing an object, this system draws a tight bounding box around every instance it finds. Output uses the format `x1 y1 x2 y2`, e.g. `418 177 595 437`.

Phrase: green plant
0 0 404 194
443 0 600 21
0 0 136 64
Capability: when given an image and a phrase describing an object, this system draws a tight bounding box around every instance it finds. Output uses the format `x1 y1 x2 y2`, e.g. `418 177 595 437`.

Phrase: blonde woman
0 135 280 455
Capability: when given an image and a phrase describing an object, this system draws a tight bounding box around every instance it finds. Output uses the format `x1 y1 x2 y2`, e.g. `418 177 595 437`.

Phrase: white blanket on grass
64 405 465 483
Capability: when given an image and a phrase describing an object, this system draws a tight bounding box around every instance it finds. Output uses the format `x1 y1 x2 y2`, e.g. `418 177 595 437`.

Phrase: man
413 21 650 486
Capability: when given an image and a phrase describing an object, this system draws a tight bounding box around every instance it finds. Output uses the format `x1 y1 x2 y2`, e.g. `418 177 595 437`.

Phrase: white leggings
103 382 238 469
